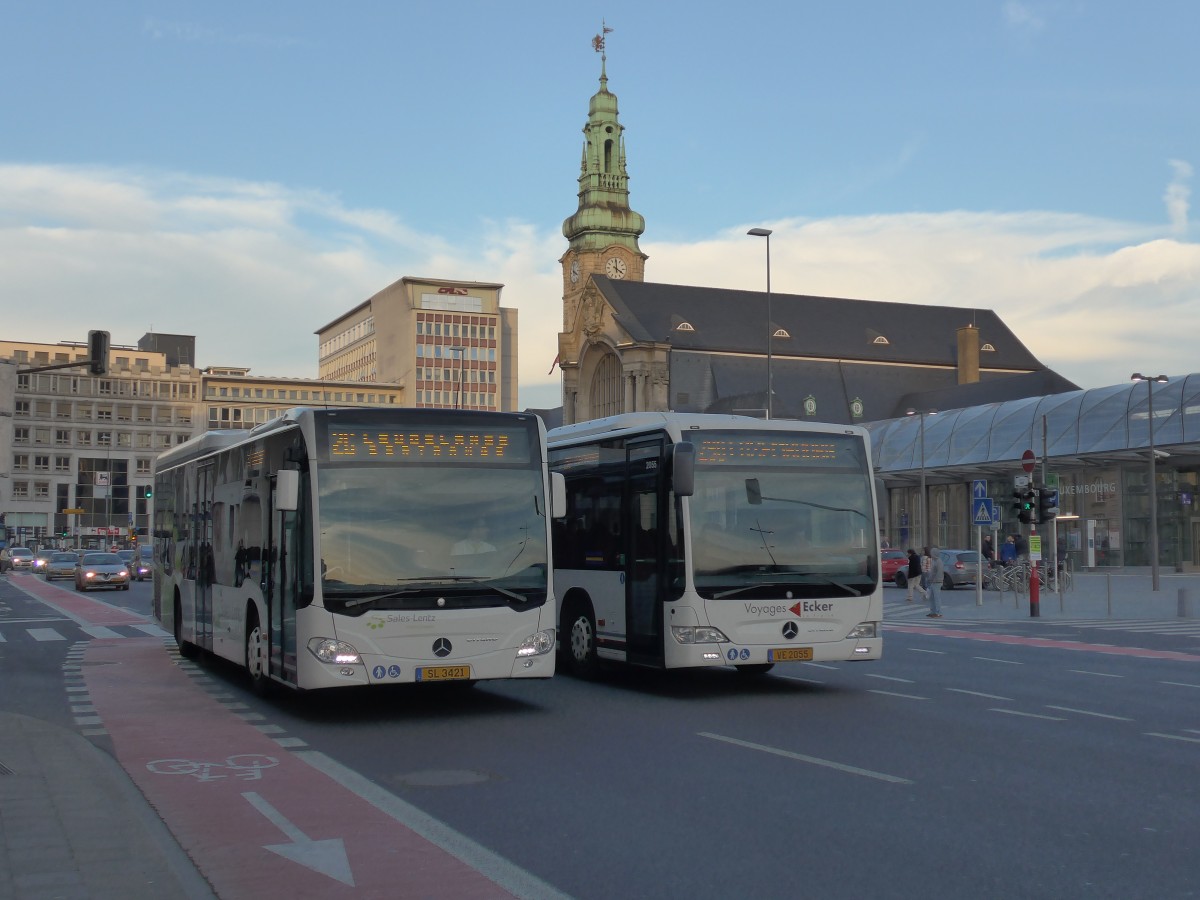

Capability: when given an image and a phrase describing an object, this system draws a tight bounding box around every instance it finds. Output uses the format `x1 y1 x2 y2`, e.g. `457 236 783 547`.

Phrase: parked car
939 549 982 589
44 551 81 581
893 549 982 590
0 547 35 572
134 545 153 581
74 552 130 592
880 548 908 584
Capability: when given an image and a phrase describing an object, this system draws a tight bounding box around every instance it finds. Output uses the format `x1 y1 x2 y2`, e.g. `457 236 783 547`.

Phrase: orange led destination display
328 426 530 463
695 435 855 466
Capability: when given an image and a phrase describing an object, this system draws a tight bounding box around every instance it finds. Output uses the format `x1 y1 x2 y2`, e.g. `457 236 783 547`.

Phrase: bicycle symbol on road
146 754 279 782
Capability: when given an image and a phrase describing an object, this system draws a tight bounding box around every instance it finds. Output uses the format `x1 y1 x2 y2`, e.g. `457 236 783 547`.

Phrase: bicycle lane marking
883 624 1200 662
9 573 151 628
83 638 520 899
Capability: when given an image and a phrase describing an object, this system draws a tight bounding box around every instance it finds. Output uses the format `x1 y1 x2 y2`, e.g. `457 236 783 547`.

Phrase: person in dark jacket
905 548 926 602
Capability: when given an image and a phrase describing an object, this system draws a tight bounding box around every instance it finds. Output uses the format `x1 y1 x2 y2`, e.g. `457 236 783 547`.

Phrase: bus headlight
307 638 362 666
671 625 729 644
847 622 878 639
517 628 555 657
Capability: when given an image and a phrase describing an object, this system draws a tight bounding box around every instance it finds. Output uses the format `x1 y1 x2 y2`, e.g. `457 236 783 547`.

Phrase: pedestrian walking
925 546 944 617
905 548 925 602
1000 535 1018 565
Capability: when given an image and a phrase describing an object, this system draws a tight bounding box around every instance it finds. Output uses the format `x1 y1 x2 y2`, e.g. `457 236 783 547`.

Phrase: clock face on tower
605 256 627 279
570 259 580 283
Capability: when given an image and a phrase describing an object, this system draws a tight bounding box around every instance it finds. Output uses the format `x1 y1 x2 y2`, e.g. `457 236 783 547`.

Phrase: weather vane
591 20 613 58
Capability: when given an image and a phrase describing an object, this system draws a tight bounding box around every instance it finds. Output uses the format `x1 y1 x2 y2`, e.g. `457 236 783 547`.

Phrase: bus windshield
688 430 877 598
316 463 549 611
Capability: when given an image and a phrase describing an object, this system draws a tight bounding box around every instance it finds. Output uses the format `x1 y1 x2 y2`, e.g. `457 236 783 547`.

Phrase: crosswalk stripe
82 625 124 639
29 628 68 641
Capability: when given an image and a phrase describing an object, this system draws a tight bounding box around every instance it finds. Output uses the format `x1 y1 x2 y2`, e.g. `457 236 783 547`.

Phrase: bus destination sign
328 426 530 463
696 434 850 466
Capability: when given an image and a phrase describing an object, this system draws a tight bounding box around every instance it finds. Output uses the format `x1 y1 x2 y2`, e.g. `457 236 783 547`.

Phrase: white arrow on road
242 791 355 886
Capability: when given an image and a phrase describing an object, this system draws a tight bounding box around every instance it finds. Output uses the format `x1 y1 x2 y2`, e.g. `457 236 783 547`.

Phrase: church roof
591 276 1052 373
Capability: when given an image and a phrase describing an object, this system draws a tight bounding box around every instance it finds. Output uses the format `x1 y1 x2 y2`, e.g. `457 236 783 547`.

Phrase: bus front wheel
245 608 270 695
561 600 600 679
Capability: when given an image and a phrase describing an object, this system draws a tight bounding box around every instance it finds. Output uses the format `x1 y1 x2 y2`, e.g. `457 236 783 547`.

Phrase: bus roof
547 412 869 446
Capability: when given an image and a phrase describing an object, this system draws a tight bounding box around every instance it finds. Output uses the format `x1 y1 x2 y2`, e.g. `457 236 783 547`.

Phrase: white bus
152 407 563 692
547 413 882 676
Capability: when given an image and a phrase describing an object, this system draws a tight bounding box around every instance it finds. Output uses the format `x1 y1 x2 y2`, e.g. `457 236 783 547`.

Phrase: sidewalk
0 572 215 899
888 571 1200 622
0 711 216 899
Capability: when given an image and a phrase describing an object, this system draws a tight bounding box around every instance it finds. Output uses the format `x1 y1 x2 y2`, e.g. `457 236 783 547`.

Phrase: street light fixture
1131 373 1168 591
747 227 773 419
905 408 937 548
450 346 467 409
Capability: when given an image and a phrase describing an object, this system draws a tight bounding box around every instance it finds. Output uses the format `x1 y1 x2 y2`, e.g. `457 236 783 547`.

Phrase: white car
0 547 35 572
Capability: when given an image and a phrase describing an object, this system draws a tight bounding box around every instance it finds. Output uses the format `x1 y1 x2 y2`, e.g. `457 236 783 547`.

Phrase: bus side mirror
746 478 763 505
672 442 695 497
550 471 567 519
275 469 300 512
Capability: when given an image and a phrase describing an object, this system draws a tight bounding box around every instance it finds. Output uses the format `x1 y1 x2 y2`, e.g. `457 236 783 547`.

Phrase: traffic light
1038 487 1059 523
1017 488 1036 525
144 487 153 499
88 330 110 376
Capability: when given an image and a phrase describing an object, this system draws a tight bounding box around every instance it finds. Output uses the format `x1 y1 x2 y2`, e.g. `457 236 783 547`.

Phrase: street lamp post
1131 373 1168 591
906 408 937 548
747 228 773 419
450 346 466 409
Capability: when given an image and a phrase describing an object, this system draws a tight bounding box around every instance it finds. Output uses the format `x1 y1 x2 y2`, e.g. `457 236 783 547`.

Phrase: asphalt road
3 573 1198 899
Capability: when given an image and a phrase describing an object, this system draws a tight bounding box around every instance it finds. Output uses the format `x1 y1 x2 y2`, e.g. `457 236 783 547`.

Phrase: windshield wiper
711 575 867 600
713 582 793 600
335 577 527 609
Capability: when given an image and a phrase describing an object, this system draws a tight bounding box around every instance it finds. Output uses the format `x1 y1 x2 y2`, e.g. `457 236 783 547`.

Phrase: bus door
626 437 668 665
195 463 215 651
265 472 301 684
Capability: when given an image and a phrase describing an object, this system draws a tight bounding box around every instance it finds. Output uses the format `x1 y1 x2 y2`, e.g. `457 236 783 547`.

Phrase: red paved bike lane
83 638 515 899
885 623 1200 662
17 573 152 628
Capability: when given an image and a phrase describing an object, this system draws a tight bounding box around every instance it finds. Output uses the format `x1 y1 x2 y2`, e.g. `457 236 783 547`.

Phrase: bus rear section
549 413 882 676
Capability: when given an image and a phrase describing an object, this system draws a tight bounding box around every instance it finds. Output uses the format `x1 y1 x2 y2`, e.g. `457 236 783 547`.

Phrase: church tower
558 28 665 424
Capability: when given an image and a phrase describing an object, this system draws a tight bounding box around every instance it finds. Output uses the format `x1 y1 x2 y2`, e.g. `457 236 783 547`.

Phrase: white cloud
2 163 1198 410
1165 158 1192 233
1002 2 1046 34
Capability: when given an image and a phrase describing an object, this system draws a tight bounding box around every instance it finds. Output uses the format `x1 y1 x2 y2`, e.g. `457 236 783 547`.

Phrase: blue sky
3 1 1197 411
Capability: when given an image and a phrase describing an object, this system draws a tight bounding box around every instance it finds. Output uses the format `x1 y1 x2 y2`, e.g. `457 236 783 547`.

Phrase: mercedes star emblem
433 637 452 658
781 621 798 640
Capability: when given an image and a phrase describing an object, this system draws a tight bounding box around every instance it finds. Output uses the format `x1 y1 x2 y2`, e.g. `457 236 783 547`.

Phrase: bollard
1179 588 1193 619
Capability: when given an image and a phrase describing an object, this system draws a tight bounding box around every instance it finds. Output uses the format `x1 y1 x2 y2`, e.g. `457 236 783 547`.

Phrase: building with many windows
0 335 405 549
0 338 196 549
316 275 519 412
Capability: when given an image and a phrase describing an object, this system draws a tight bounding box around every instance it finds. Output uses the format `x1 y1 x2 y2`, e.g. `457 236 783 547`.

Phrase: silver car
44 552 81 581
75 552 131 592
938 549 982 589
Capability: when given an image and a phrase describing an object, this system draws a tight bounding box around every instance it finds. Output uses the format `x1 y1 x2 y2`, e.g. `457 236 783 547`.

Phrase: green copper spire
562 27 645 254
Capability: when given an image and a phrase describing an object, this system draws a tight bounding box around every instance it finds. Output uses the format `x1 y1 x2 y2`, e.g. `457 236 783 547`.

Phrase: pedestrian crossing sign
972 498 995 526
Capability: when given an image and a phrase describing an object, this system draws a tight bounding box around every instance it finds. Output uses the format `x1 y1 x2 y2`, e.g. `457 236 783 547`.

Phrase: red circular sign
1021 449 1036 473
